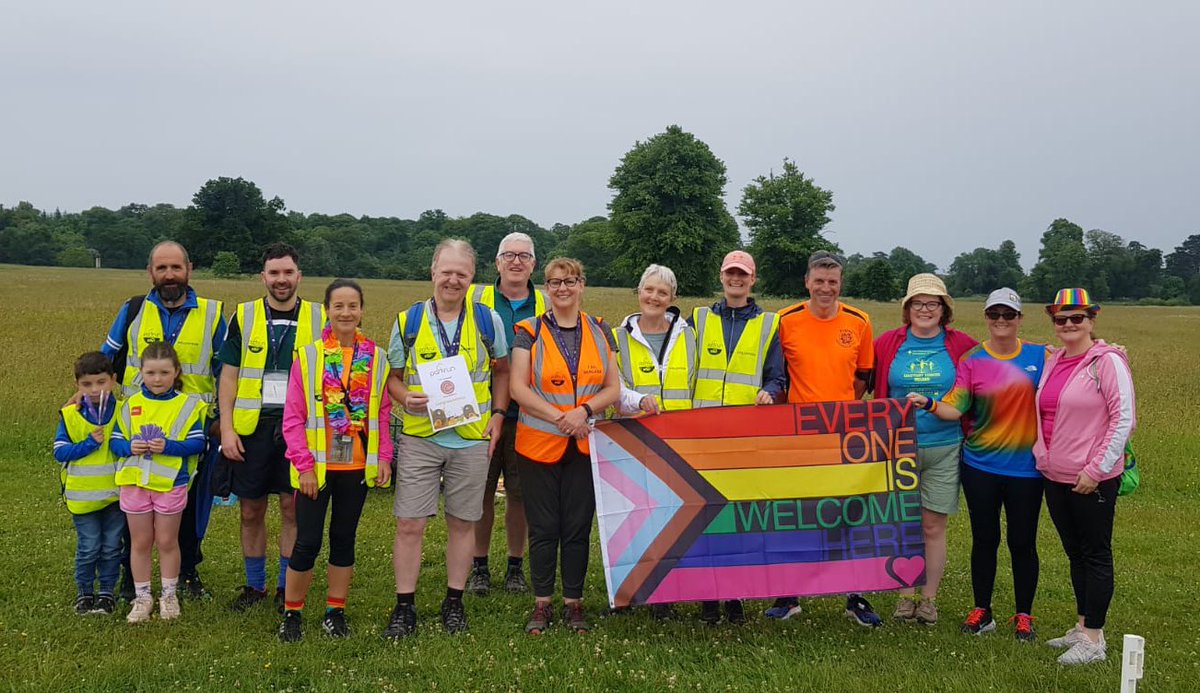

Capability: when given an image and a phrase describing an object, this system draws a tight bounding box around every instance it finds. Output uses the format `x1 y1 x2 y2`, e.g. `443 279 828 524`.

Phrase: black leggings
289 470 368 572
960 463 1043 614
518 441 595 600
1044 476 1119 629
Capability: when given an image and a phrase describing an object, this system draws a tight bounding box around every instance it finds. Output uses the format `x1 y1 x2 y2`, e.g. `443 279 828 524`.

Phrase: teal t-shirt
887 330 961 448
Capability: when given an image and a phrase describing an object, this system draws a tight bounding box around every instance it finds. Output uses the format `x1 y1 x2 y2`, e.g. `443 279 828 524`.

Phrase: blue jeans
72 503 125 595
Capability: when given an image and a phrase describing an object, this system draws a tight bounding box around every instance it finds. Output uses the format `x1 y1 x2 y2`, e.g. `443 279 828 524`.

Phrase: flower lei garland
321 325 373 436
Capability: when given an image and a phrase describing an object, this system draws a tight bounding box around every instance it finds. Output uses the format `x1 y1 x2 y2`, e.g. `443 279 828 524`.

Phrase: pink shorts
119 484 188 515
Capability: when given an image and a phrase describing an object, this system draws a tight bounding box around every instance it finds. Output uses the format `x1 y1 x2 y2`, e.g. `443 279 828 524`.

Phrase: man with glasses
771 250 882 626
465 233 547 596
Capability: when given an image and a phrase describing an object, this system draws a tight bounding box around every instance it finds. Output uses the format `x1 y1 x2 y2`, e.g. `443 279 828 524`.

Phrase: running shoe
765 597 802 620
525 602 553 635
322 608 350 638
563 602 590 633
126 595 154 624
74 595 94 615
383 603 418 639
441 598 468 634
504 565 529 593
159 593 181 620
278 610 303 643
1010 613 1037 642
845 595 883 628
93 594 116 615
467 565 491 596
1058 635 1106 665
960 607 996 635
230 585 268 612
914 598 938 626
181 573 207 600
699 600 721 625
893 596 918 621
1047 624 1087 649
724 600 746 625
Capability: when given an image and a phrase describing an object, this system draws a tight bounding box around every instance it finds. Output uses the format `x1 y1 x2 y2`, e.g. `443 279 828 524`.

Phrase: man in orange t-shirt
778 252 874 403
767 251 883 627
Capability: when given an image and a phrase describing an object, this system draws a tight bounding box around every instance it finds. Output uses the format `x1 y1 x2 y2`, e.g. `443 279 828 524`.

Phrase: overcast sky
3 1 1197 270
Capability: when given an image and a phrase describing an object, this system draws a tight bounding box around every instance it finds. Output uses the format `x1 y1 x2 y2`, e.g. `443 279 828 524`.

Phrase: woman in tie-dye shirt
907 288 1046 642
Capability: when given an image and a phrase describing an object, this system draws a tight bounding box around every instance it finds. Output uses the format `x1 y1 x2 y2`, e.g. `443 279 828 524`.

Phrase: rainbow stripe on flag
590 399 926 607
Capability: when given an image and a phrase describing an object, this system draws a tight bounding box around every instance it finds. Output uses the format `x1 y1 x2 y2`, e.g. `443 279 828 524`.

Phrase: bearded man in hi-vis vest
101 240 227 602
215 243 326 614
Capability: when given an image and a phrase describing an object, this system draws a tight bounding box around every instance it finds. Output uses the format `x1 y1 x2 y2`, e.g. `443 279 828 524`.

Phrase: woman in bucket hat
908 288 1048 642
873 273 978 627
1032 288 1135 665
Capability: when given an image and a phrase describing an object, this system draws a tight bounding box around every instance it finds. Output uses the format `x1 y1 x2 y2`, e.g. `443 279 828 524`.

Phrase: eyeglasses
546 277 583 289
1052 314 1090 326
985 310 1020 321
498 251 534 263
909 300 943 312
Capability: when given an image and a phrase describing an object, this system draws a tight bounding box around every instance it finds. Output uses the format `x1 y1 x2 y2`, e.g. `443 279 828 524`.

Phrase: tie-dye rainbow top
942 341 1048 478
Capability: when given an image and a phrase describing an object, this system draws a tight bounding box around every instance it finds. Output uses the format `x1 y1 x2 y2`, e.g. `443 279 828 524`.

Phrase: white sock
161 577 178 598
134 581 152 599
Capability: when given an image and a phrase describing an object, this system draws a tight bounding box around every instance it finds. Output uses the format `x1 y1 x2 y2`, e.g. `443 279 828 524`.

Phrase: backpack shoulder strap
472 302 496 347
112 294 147 384
402 302 426 351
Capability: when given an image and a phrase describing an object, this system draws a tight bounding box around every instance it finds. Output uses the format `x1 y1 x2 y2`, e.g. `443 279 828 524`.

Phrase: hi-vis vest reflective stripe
614 324 696 412
515 313 611 463
123 297 223 403
114 393 207 492
290 341 389 489
397 301 493 440
470 283 547 315
692 307 779 408
59 405 119 514
232 299 326 435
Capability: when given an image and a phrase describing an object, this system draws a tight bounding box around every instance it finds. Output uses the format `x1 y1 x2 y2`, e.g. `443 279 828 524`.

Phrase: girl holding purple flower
110 341 209 623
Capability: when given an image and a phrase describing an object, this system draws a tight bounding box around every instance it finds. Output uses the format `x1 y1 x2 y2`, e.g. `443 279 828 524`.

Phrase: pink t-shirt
1038 352 1085 449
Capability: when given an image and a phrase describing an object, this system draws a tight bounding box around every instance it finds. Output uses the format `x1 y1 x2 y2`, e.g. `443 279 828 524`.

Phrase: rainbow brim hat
1045 287 1100 315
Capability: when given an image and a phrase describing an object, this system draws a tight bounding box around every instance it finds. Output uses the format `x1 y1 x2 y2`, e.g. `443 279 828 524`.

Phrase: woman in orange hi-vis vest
509 258 621 636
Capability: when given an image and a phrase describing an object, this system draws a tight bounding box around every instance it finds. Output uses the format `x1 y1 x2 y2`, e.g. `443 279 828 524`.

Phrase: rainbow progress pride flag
589 399 926 608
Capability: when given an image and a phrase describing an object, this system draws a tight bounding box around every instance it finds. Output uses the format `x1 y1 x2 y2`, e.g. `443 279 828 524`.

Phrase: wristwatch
491 408 506 417
581 403 594 418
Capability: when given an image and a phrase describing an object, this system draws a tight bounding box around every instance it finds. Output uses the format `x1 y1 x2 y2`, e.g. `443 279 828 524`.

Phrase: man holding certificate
384 239 510 638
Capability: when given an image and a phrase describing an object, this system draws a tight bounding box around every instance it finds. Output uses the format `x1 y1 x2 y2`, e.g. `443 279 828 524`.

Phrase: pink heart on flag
885 555 926 587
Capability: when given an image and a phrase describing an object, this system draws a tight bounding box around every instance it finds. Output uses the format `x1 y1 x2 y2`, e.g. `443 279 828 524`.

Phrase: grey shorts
916 443 962 515
393 434 489 521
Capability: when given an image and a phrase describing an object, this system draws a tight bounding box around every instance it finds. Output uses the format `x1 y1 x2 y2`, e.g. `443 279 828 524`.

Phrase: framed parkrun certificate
415 354 482 433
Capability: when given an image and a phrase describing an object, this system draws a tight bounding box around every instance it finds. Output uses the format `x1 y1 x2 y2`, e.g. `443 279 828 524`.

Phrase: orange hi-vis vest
514 312 611 463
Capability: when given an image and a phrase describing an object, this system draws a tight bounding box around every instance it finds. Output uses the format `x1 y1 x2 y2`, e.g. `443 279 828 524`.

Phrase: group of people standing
53 234 1135 666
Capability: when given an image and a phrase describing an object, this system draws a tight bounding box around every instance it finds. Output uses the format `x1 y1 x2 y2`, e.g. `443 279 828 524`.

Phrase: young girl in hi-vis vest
110 341 208 624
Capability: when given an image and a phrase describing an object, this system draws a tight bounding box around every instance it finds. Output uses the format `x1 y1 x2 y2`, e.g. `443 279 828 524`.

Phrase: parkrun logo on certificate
415 354 481 433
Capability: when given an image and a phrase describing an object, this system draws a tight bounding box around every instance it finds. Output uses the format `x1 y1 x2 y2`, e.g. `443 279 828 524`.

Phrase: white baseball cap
985 288 1022 312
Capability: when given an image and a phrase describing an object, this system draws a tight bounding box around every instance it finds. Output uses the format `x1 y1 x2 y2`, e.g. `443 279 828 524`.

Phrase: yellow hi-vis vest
614 320 696 412
59 405 119 514
114 393 207 492
470 283 547 315
123 297 224 403
231 298 326 435
291 341 389 489
396 300 493 439
692 306 779 408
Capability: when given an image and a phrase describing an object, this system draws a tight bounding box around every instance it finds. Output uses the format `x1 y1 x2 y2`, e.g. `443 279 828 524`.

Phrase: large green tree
179 177 292 269
608 125 739 296
945 240 1025 295
739 159 839 297
1166 233 1200 281
887 246 937 284
1024 219 1090 301
557 216 630 287
844 253 900 301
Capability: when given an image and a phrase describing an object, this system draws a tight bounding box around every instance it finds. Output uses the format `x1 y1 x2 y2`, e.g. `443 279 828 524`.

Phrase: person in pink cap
687 249 786 625
1034 288 1135 665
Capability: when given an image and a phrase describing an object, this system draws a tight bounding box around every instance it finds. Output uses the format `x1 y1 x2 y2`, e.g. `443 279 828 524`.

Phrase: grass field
1 264 1196 692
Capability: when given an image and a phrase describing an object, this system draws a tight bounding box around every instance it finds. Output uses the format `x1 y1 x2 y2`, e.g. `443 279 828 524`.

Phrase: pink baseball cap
721 250 756 274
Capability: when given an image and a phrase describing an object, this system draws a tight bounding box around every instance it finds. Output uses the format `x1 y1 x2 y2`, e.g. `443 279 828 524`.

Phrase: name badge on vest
329 435 354 465
262 371 289 406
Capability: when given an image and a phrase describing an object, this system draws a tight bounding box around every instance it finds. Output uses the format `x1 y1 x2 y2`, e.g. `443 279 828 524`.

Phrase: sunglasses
985 309 1020 321
1052 314 1090 326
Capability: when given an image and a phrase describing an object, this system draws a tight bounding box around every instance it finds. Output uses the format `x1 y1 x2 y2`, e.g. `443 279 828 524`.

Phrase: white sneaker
126 596 154 623
1058 635 1106 665
159 593 181 620
1046 624 1086 649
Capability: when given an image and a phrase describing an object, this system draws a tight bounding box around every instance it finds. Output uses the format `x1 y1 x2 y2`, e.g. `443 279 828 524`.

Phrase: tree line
3 125 1198 304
